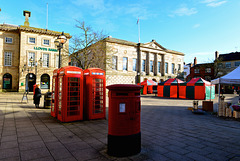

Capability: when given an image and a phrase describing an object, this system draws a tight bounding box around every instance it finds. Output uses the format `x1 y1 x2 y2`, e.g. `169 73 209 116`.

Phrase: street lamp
35 57 43 84
54 31 67 68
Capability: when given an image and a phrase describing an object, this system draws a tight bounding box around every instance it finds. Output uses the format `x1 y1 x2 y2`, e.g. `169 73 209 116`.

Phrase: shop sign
34 47 58 52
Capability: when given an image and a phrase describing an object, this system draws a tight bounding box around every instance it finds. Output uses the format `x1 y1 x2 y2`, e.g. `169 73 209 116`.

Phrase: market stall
179 77 215 100
157 78 184 98
139 80 157 95
211 66 240 115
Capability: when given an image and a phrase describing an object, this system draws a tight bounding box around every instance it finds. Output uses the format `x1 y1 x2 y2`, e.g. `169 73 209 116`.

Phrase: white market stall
211 66 240 111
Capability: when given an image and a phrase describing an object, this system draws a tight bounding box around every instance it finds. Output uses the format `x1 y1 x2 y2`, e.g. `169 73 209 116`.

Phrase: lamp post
29 56 34 71
35 57 43 84
54 32 67 68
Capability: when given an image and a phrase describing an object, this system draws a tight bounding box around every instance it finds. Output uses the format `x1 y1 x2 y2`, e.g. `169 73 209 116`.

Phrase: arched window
3 73 12 89
41 74 50 89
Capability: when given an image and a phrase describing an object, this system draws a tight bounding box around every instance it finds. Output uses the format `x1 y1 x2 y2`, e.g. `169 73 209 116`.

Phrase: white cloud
193 24 200 28
201 0 227 7
207 1 227 7
171 7 198 17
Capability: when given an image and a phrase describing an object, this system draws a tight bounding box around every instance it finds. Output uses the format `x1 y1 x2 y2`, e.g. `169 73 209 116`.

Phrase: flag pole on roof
137 17 140 43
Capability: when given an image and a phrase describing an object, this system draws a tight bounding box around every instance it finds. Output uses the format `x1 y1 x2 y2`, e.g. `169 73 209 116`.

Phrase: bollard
193 100 198 110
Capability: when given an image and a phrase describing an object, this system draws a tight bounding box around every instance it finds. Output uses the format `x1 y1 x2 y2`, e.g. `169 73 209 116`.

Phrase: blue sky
1 0 240 64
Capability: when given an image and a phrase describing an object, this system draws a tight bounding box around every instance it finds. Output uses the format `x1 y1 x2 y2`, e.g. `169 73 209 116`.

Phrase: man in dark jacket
34 84 41 108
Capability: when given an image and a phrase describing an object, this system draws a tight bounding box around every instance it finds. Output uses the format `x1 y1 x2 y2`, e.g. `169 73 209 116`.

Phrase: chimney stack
215 51 219 60
23 10 31 26
194 57 197 66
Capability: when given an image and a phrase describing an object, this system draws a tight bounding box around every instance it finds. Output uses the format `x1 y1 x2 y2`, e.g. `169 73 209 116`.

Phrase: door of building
3 73 12 89
26 73 36 92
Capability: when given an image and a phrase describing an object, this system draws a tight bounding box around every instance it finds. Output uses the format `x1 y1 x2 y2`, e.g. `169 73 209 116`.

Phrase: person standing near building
34 84 41 108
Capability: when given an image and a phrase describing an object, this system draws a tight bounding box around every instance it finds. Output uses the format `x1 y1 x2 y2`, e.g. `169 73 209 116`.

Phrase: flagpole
137 18 140 43
46 3 48 29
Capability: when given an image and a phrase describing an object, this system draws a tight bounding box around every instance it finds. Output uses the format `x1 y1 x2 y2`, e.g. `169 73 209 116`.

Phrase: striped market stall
157 78 184 98
179 78 215 100
139 80 157 95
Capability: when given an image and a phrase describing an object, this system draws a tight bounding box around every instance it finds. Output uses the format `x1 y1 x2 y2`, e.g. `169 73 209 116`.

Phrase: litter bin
106 84 143 157
44 92 52 108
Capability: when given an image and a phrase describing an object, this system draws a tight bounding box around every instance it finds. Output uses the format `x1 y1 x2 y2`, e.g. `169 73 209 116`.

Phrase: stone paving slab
0 93 240 161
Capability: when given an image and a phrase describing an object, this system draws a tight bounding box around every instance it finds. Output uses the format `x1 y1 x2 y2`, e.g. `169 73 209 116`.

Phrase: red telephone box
57 66 83 122
51 69 60 118
106 84 142 157
83 68 106 120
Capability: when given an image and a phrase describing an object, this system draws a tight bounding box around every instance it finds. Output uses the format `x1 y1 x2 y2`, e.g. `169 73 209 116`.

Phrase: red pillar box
83 68 106 120
51 69 60 118
57 66 83 122
106 84 143 157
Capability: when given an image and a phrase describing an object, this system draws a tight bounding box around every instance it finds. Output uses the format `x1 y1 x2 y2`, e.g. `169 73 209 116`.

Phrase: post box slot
135 92 140 96
116 93 128 96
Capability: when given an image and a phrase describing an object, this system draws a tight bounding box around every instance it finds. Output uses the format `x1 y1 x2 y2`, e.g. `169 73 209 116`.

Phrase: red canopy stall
139 80 157 95
157 78 184 98
179 78 215 100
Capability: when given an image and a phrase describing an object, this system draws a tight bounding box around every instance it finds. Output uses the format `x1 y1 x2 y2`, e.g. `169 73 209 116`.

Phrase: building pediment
142 40 166 51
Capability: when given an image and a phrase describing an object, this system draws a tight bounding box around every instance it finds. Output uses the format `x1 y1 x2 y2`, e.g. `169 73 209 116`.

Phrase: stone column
146 52 150 75
161 54 165 76
154 53 158 76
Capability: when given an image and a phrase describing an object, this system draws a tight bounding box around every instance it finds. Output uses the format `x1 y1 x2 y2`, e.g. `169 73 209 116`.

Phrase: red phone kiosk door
57 66 83 122
84 68 106 120
51 69 60 118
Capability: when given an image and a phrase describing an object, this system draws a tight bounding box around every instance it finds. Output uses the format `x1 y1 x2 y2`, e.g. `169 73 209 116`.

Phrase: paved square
0 93 240 161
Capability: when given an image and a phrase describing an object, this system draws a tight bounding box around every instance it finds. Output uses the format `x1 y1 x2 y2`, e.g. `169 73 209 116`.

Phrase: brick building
0 11 71 92
186 57 214 81
187 51 240 92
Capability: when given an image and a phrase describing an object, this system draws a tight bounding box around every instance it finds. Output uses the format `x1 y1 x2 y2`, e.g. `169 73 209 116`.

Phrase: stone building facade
105 37 185 86
0 11 70 92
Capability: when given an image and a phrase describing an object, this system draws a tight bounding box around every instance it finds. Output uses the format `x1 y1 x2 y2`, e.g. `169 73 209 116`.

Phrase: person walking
34 84 41 108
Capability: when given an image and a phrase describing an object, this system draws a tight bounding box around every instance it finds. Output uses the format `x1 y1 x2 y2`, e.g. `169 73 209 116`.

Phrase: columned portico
104 37 184 85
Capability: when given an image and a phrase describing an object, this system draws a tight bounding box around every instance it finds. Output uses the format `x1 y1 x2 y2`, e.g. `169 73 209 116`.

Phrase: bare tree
68 20 109 70
213 57 224 78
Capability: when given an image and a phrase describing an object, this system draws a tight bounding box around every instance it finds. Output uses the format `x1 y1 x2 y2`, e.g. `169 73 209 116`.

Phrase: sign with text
34 47 58 52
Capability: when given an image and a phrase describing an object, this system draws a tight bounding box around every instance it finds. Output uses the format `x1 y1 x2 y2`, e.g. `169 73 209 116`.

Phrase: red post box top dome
84 68 105 76
59 66 83 76
107 84 143 91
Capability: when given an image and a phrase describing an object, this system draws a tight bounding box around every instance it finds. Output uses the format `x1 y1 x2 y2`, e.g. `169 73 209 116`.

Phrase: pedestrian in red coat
34 84 41 108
